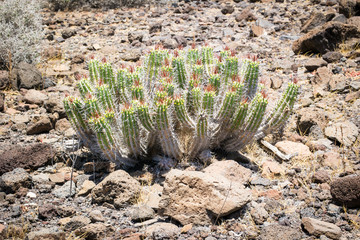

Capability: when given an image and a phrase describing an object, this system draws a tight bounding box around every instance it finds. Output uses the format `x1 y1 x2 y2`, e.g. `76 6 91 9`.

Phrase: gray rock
27 227 65 240
302 217 342 239
11 62 42 90
159 166 252 225
251 177 271 186
89 210 105 223
301 12 327 33
145 222 180 239
61 29 77 39
260 224 302 240
249 201 269 224
332 14 347 23
76 223 115 240
64 215 91 232
52 181 76 198
304 58 328 71
127 205 155 222
322 52 343 63
324 121 358 146
23 89 48 105
128 31 144 43
0 168 31 193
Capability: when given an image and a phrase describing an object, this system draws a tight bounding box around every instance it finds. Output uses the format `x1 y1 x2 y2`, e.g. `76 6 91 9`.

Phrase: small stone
26 115 53 135
262 161 284 177
64 215 91 232
322 151 343 169
302 217 342 239
323 52 343 63
38 203 57 220
181 224 192 233
250 24 265 37
26 192 36 199
89 210 105 223
221 5 235 15
259 189 282 200
77 223 115 240
275 141 313 159
49 172 66 184
304 58 328 72
92 43 101 50
78 180 95 196
250 177 271 186
312 170 330 183
61 29 76 39
127 205 155 222
23 89 48 105
52 181 76 198
145 222 180 239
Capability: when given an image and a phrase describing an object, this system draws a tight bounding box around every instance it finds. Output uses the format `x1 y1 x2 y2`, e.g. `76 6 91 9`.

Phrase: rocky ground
0 0 360 239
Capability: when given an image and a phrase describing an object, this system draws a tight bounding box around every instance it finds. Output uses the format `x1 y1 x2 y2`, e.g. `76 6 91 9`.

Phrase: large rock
330 175 360 208
91 170 141 208
324 121 358 146
339 0 360 18
11 62 42 90
302 217 342 239
0 168 31 193
0 143 54 175
292 22 360 54
159 165 252 225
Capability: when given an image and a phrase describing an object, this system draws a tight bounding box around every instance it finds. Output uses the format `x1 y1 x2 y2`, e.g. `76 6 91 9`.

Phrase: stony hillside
0 0 359 239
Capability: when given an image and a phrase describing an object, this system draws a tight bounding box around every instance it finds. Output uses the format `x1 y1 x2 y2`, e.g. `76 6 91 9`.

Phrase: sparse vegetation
0 0 43 69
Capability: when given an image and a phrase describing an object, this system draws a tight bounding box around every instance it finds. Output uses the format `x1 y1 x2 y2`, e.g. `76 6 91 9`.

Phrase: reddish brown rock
330 175 360 208
0 143 54 175
292 22 360 54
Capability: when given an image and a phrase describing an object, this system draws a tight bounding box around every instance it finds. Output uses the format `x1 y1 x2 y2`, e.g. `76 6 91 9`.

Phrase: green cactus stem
64 45 298 167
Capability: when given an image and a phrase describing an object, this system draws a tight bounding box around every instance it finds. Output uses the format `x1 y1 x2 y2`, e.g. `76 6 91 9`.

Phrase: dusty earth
0 0 360 239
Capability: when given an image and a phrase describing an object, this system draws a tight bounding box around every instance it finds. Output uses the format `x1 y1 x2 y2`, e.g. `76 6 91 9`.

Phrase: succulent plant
64 45 298 167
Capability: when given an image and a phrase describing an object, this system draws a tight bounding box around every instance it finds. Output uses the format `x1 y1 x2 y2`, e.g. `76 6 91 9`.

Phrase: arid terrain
0 0 359 239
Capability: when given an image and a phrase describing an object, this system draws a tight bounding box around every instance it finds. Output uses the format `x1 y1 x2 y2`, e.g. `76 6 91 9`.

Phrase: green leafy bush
64 45 298 167
0 0 43 68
